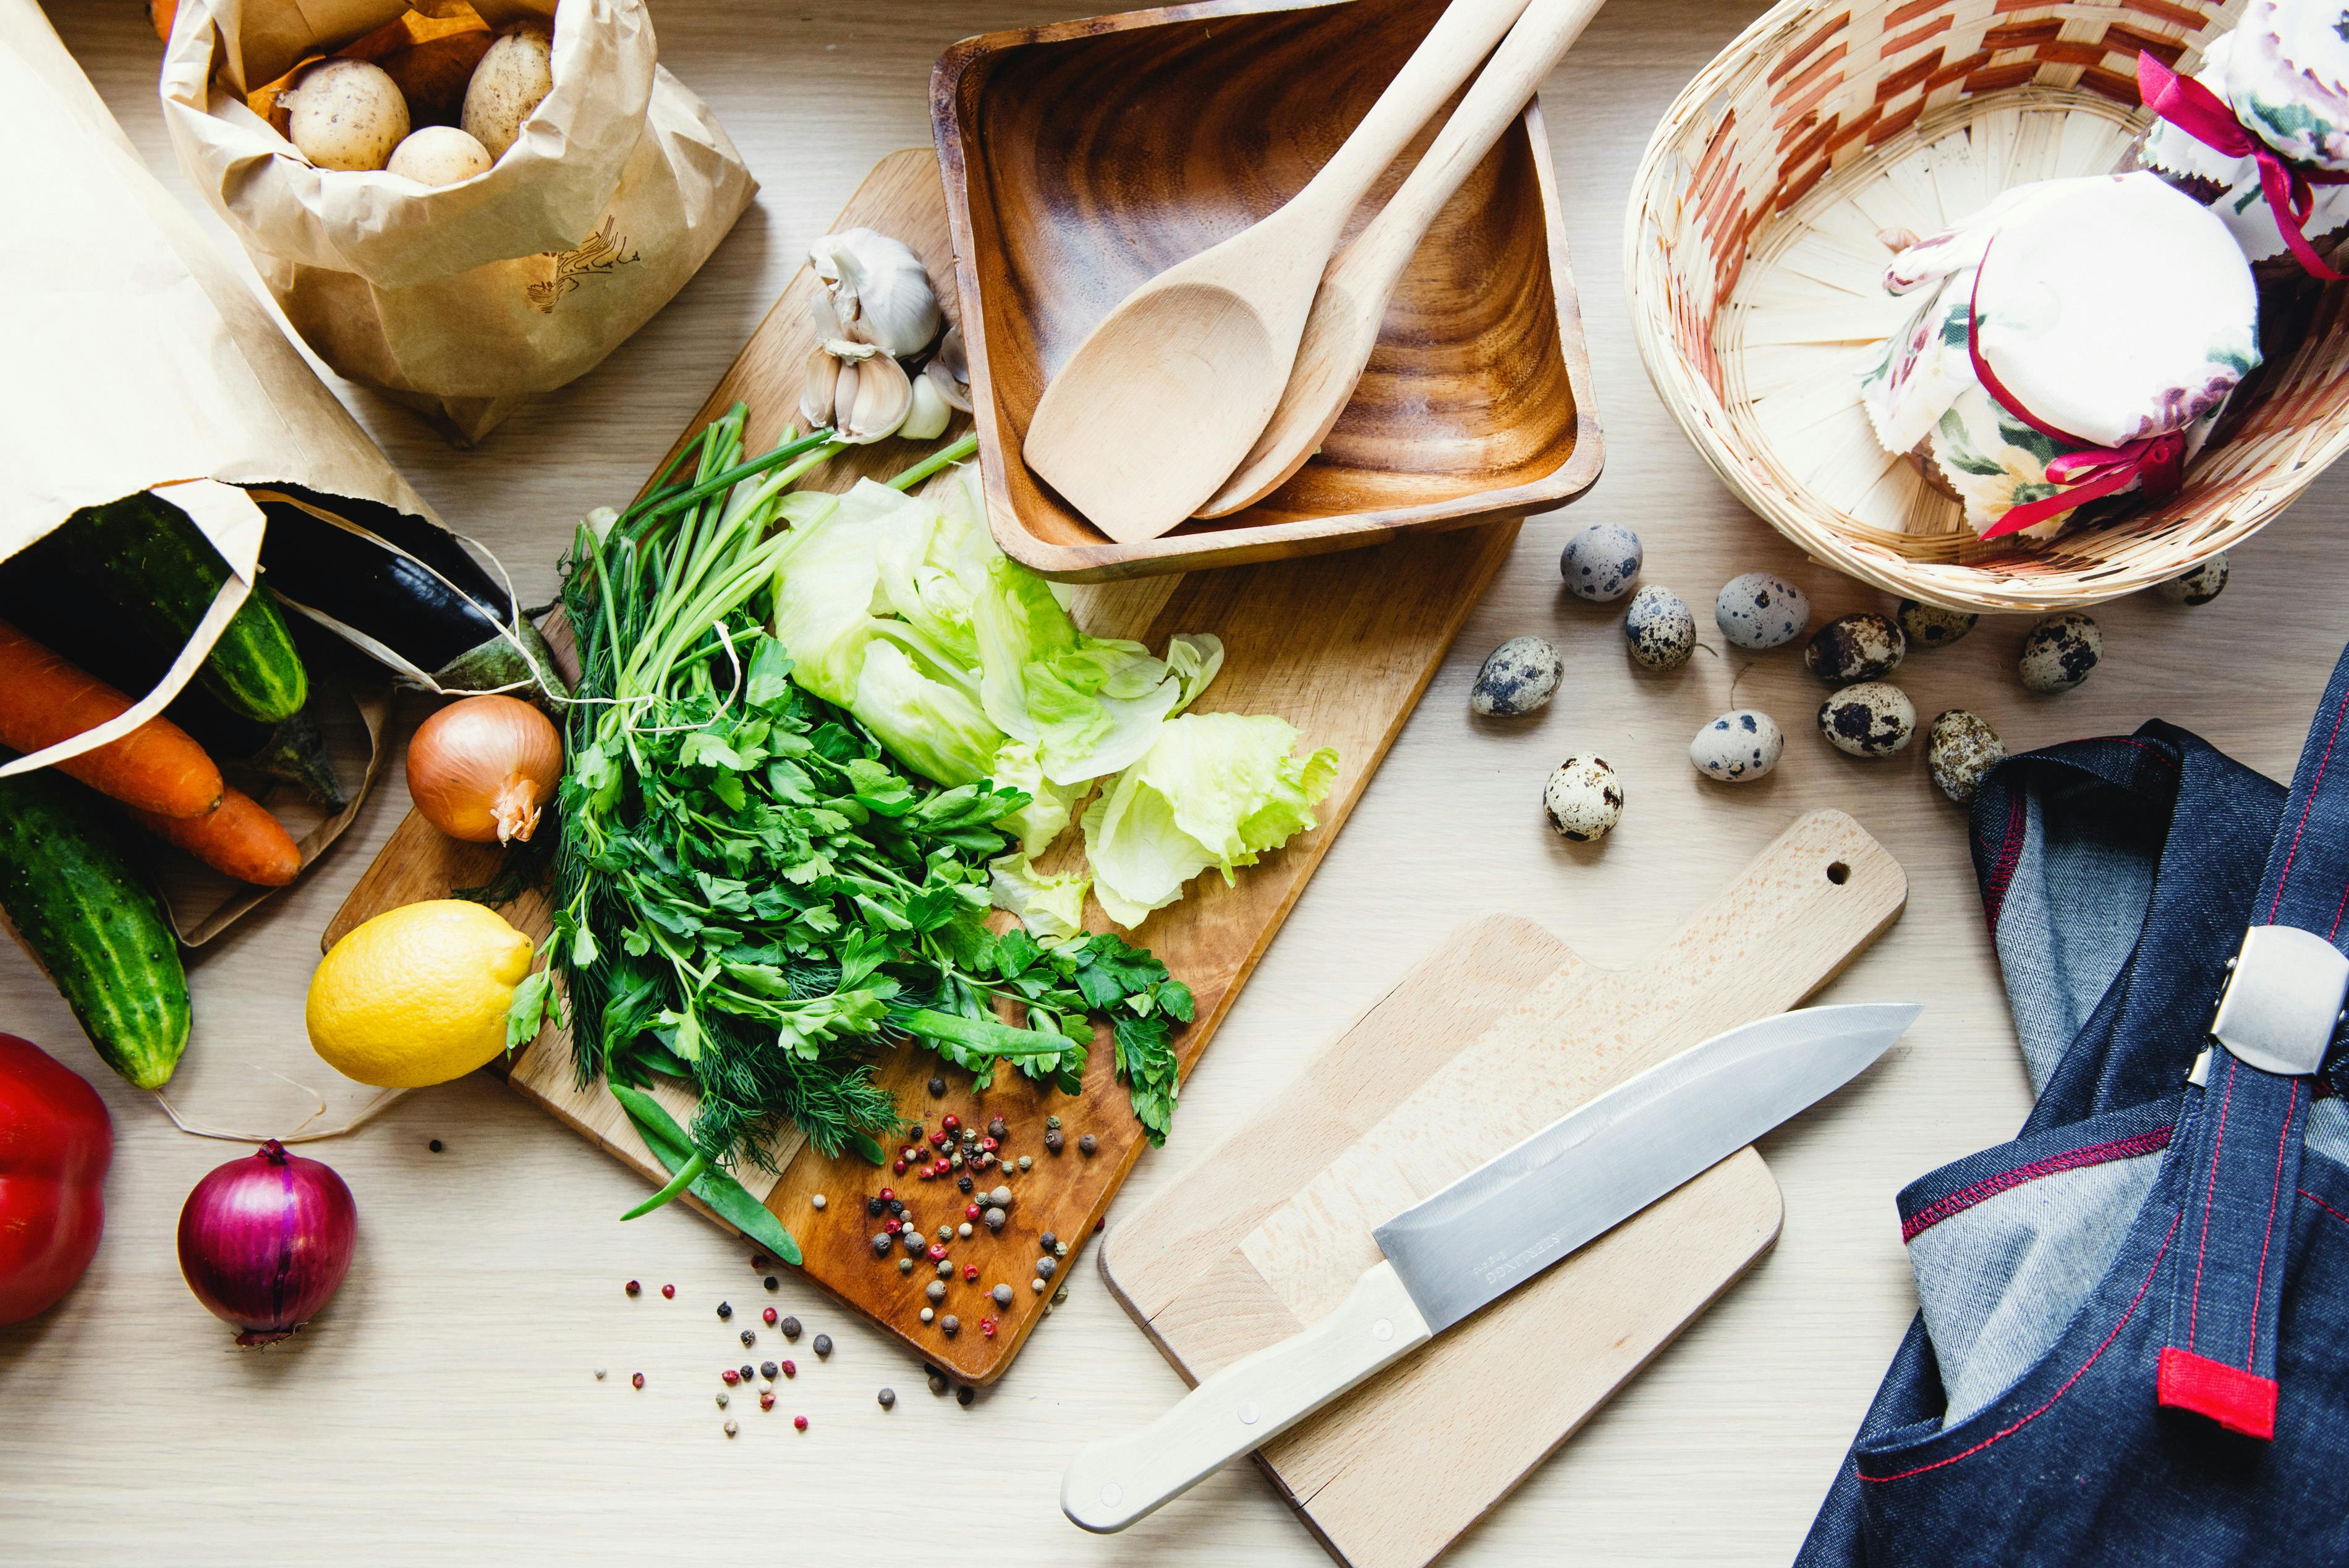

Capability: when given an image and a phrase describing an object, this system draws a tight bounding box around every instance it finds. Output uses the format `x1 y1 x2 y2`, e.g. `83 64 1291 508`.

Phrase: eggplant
255 487 563 697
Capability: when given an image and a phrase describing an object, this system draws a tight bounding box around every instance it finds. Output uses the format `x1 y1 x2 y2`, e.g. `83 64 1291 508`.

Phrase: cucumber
0 765 190 1090
38 492 310 724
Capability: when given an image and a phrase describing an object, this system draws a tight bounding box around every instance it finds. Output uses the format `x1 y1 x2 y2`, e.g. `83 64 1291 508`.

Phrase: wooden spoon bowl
932 0 1602 580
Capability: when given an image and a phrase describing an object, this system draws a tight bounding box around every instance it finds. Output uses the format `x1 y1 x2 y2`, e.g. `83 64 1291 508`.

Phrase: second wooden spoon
1197 0 1608 518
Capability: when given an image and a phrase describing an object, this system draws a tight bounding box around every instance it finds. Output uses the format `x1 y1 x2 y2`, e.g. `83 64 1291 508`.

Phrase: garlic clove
810 228 943 358
900 370 953 441
836 350 914 444
923 354 971 415
801 342 842 433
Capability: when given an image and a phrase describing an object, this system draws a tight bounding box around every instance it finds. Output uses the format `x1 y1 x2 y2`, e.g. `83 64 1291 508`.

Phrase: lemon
307 901 535 1088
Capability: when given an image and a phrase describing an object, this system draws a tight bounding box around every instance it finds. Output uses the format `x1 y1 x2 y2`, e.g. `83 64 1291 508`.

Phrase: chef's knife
1061 1001 1920 1532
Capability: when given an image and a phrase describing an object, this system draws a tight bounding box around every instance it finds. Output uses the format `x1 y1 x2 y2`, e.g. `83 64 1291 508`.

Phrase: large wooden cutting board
1100 811 1907 1566
326 150 1523 1384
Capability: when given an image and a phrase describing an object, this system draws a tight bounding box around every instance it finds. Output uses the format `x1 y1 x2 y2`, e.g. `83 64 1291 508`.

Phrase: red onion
176 1139 355 1347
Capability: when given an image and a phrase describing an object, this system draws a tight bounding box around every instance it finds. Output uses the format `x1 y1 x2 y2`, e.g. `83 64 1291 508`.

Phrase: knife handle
1061 1260 1434 1533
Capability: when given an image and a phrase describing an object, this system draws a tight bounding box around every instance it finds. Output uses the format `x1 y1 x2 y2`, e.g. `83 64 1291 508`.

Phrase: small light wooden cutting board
1099 810 1906 1567
325 150 1523 1385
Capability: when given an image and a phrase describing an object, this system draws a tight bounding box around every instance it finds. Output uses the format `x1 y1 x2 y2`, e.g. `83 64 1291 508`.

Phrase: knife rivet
1238 1400 1260 1425
1372 1319 1394 1342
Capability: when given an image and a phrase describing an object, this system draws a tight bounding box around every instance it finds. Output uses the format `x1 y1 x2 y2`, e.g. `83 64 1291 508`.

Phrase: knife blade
1062 1001 1919 1532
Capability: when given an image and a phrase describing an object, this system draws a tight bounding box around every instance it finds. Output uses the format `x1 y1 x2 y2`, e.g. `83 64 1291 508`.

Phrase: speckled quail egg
1560 522 1643 603
1804 612 1906 685
1623 586 1697 671
1896 598 1979 650
2018 613 2102 693
1715 572 1810 651
2158 554 2229 606
1817 681 1916 758
1471 636 1563 717
1689 710 1784 782
1542 755 1624 842
1926 710 2004 804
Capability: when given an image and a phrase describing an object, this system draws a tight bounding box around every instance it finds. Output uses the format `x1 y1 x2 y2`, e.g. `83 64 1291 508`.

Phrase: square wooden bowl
931 0 1604 581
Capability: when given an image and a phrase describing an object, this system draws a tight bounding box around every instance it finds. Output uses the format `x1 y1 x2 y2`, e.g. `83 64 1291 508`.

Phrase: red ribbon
2138 51 2349 282
1963 255 2186 539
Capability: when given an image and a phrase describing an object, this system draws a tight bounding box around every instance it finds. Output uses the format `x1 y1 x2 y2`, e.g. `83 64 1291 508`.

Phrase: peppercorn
956 1384 975 1407
877 1388 897 1409
752 1253 768 1269
763 1307 778 1326
740 1365 754 1383
1080 1134 1098 1156
927 1243 948 1261
928 1130 948 1149
1046 1113 1063 1130
942 1113 961 1133
740 1329 756 1347
958 1223 973 1240
980 1136 1000 1154
781 1360 796 1378
717 1302 733 1320
762 1360 778 1379
928 1076 946 1096
984 1207 1007 1233
781 1317 802 1341
870 1234 892 1258
1040 1231 1059 1250
992 1284 1014 1307
885 1218 903 1236
867 1197 886 1218
1037 1257 1058 1279
957 1175 974 1194
813 1334 833 1359
989 1184 1012 1208
716 1392 729 1409
920 1307 934 1324
987 1117 1008 1140
794 1415 809 1432
1018 1156 1033 1171
927 1280 946 1303
1045 1129 1066 1155
764 1275 779 1291
941 1315 960 1337
885 1196 903 1213
624 1279 641 1297
980 1318 998 1338
595 1368 606 1380
661 1283 676 1299
893 1159 909 1175
1032 1278 1046 1293
428 1138 444 1153
936 1260 953 1278
759 1391 775 1411
721 1368 741 1386
878 1187 896 1203
1055 1241 1069 1258
811 1194 827 1211
724 1419 739 1438
962 1263 980 1281
631 1373 645 1389
926 1366 949 1396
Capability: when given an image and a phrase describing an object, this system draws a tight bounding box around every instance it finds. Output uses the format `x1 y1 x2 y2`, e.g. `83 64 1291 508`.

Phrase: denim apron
1798 645 2349 1566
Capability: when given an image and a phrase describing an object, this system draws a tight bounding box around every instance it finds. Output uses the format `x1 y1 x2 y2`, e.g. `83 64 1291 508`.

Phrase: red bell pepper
0 1032 111 1324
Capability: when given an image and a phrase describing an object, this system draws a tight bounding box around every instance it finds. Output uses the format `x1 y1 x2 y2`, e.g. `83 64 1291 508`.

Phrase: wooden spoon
1021 0 1533 545
1198 0 1608 518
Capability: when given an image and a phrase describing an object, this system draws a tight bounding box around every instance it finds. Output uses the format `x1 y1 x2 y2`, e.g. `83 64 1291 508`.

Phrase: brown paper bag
0 0 519 1136
161 0 758 443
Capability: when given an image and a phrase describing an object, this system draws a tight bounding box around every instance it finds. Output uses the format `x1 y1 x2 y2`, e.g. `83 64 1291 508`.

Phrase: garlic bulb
802 337 912 444
923 323 972 413
810 229 942 358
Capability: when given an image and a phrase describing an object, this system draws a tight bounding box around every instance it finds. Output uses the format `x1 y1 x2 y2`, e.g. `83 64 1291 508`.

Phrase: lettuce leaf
1081 713 1340 928
988 853 1092 941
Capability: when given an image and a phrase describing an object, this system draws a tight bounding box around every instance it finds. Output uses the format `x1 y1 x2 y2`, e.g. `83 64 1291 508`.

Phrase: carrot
0 619 223 818
131 787 302 887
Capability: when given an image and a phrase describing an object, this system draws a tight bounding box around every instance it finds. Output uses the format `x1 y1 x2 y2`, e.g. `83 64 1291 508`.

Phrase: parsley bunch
527 407 1192 1223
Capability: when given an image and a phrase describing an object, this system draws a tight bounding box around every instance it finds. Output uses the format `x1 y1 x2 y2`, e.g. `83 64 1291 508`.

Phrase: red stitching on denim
2191 1057 2238 1353
2108 736 2179 769
2248 1077 2299 1370
2299 1187 2349 1228
1859 1210 2182 1484
1899 1125 2175 1243
2267 679 2349 922
1982 792 2026 937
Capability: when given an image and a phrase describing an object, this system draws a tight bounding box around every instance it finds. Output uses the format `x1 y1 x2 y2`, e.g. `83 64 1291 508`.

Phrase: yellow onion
406 694 562 844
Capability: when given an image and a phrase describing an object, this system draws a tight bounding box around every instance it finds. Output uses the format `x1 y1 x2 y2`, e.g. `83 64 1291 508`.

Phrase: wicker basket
1626 0 2349 612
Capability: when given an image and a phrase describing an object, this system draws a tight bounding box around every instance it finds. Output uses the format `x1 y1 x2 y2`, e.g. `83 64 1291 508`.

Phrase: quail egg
1623 586 1697 671
1470 636 1564 718
1926 710 2004 803
1715 572 1810 651
1895 598 1979 650
2018 613 2102 693
1560 522 1643 603
1804 612 1906 685
1817 681 1916 758
2158 554 2228 606
1542 755 1623 842
1689 710 1784 782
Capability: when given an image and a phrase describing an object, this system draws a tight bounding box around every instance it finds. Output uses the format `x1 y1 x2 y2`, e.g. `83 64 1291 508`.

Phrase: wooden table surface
7 3 2344 1564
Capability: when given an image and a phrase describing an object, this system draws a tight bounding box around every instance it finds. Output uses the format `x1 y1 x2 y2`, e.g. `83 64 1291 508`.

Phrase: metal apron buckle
2210 925 2349 1079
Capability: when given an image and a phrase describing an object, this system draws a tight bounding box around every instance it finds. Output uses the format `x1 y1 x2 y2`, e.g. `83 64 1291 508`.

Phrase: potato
461 27 554 163
387 126 494 187
282 59 410 172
